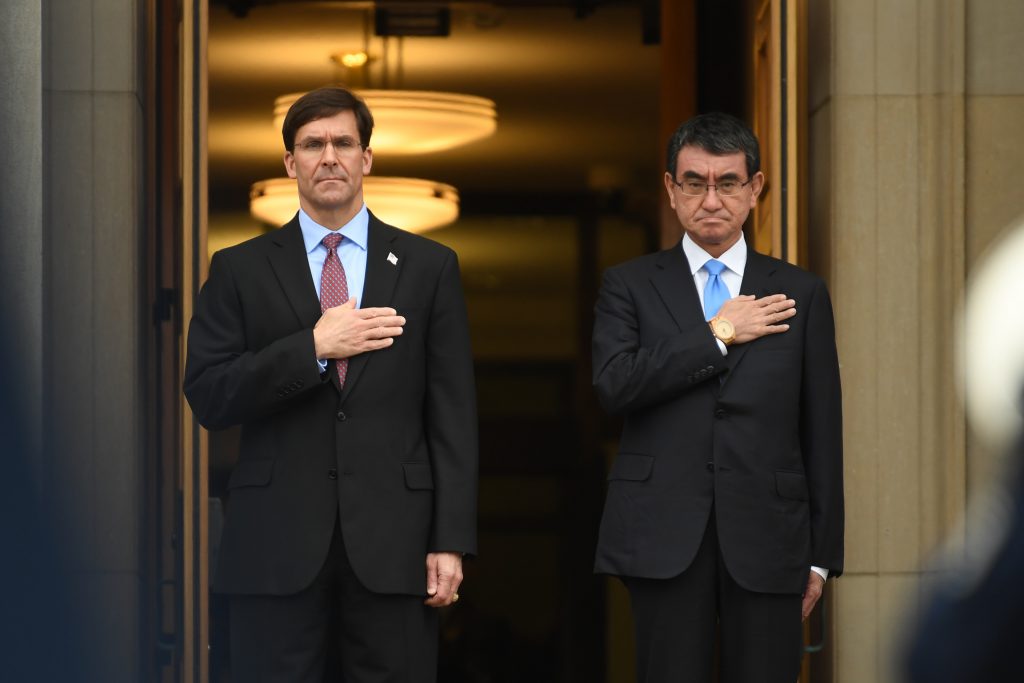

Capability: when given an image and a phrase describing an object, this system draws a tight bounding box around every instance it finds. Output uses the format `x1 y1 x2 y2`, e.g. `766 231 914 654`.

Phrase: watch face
714 319 735 341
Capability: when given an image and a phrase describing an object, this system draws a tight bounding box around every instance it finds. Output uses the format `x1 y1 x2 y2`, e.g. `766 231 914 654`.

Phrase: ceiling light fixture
333 51 370 68
274 90 497 155
249 176 459 233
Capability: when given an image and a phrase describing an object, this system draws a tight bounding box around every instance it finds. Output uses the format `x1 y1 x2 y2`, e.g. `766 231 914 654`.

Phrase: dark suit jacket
184 213 478 597
592 246 843 594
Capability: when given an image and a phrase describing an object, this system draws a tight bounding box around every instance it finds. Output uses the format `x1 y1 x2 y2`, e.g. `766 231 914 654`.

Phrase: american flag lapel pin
387 252 398 266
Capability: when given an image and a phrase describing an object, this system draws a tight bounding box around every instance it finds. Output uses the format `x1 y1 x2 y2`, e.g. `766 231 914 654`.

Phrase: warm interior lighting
249 176 459 233
274 90 497 154
333 51 369 68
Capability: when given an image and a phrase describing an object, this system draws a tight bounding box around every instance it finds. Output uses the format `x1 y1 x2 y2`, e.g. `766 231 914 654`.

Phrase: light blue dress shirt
298 205 369 371
298 205 369 305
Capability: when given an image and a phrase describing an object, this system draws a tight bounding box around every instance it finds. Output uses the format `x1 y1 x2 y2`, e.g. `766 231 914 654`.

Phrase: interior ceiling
207 0 661 213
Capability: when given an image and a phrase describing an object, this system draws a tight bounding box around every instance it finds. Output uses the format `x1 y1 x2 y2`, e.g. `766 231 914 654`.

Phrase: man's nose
320 142 340 165
701 186 723 210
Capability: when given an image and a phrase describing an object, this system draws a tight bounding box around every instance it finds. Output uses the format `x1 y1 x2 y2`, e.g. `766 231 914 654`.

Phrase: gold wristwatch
709 315 736 345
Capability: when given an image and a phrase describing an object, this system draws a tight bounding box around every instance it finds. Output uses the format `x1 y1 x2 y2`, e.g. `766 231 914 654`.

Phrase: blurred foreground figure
904 222 1024 682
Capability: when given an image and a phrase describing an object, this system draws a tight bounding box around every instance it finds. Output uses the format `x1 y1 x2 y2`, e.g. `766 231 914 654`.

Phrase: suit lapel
339 213 403 403
650 247 723 398
721 250 777 387
650 247 705 332
266 218 322 329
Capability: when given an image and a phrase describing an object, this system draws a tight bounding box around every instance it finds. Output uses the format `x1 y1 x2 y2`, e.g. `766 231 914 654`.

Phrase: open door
180 1 210 681
751 1 822 682
754 2 828 681
751 0 807 267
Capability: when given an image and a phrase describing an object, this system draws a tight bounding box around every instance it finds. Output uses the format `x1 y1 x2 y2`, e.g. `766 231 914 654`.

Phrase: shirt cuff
811 566 829 581
317 358 328 373
715 338 728 355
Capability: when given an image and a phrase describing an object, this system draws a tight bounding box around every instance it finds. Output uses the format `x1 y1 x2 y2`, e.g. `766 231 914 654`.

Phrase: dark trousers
625 511 803 683
229 517 438 683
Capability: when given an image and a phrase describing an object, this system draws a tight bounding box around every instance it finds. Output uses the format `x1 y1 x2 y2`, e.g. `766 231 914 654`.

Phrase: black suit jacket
592 246 843 594
184 213 478 597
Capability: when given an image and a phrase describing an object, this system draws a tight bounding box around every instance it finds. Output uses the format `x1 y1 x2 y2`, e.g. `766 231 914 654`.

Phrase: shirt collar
298 204 369 254
681 232 747 277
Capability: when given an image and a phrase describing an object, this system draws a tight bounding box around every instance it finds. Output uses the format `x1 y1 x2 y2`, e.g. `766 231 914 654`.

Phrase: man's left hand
801 571 825 621
424 552 463 608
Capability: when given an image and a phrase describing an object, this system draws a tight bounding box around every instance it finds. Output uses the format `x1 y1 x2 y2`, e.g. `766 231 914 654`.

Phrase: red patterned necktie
320 233 349 387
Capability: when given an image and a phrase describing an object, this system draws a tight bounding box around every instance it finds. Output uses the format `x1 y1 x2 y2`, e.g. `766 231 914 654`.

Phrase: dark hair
281 86 374 153
665 112 760 179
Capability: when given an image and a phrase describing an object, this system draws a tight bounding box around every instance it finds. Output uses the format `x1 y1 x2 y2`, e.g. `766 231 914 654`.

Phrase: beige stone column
807 0 970 680
964 2 1024 489
42 0 146 679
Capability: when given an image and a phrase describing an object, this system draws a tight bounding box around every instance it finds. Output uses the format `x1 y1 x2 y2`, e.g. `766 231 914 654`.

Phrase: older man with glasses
592 112 844 683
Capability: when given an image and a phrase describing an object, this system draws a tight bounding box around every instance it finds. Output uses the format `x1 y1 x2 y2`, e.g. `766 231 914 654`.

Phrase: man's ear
663 172 677 209
749 171 765 207
283 151 297 179
362 146 373 175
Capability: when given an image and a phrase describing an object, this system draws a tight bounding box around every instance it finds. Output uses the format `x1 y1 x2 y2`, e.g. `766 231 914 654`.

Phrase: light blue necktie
703 259 730 320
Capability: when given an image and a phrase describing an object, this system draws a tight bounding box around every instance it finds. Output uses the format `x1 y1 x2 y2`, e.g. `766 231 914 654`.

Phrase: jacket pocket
227 459 274 489
775 470 809 501
608 454 654 482
402 461 435 490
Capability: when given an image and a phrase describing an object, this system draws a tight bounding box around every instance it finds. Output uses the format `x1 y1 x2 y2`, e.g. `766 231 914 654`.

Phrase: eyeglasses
295 136 365 156
670 176 753 197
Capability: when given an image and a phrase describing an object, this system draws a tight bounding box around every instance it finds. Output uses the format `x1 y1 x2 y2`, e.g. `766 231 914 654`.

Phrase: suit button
715 409 726 419
336 411 347 421
706 365 714 372
327 468 338 480
706 462 715 472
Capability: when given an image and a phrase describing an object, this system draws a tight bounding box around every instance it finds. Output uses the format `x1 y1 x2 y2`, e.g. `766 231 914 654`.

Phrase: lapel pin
387 252 398 266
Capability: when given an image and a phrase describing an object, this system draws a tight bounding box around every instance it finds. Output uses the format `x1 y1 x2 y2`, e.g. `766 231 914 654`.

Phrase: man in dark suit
592 113 843 682
184 87 478 682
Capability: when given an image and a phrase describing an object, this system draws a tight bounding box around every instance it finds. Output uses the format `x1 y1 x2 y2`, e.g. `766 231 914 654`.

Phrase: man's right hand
717 293 796 345
313 298 405 360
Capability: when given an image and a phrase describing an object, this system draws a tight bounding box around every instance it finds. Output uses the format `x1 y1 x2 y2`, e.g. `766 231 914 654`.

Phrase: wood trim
786 0 807 267
769 0 782 261
752 0 803 265
658 0 698 248
751 0 778 258
180 0 209 681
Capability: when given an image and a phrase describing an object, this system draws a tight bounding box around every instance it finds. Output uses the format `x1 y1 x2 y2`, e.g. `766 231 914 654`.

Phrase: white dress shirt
681 233 745 355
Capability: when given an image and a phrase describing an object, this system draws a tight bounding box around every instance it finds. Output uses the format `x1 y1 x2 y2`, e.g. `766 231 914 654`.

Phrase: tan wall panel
811 0 970 680
832 0 874 96
874 96 923 574
965 96 1024 268
966 0 1024 95
832 95 880 575
874 0 918 95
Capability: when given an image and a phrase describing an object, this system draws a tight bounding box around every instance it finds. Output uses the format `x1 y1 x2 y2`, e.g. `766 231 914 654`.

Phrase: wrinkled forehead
294 110 359 140
675 145 747 177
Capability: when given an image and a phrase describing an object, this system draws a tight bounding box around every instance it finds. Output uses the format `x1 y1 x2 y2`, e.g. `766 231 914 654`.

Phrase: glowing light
333 51 369 68
274 90 497 155
249 176 459 233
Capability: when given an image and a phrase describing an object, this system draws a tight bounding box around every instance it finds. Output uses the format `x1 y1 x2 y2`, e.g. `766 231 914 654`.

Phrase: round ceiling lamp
249 177 459 233
274 90 497 155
